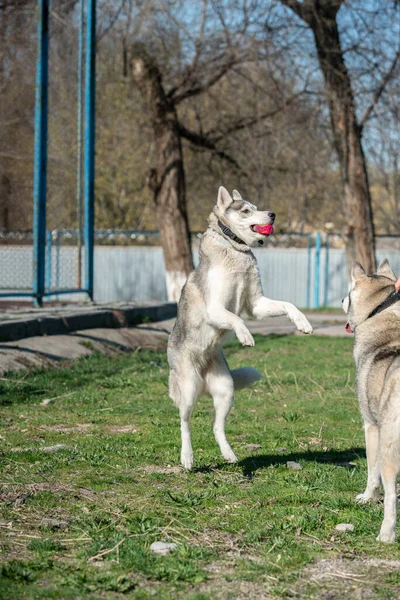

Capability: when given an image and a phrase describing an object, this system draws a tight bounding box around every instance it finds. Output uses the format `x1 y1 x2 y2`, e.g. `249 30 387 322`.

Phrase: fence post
314 232 321 309
77 0 85 290
55 230 60 300
83 0 96 301
45 230 52 291
324 233 330 307
306 233 312 309
32 0 50 307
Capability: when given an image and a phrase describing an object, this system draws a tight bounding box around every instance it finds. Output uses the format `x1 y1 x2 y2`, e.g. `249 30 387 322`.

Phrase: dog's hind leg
169 367 202 470
356 422 381 504
205 350 237 464
377 415 400 543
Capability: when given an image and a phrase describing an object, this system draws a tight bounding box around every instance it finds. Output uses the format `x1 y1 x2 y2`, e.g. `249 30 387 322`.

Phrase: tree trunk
279 1 376 274
130 44 194 301
0 175 11 230
310 10 376 274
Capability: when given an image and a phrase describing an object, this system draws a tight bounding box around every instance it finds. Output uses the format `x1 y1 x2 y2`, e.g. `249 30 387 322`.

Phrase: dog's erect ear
351 261 366 282
232 190 242 201
217 186 233 210
376 258 396 281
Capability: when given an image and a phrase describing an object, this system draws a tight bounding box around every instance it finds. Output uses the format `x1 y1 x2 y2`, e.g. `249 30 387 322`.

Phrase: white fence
1 245 399 307
94 247 400 307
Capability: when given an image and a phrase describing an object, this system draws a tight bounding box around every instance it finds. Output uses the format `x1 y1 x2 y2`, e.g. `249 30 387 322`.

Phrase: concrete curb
0 302 177 343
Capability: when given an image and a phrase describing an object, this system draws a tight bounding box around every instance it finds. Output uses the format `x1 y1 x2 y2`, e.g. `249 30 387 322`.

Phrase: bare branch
277 0 305 20
177 122 247 175
212 91 305 142
169 53 239 104
166 0 208 99
97 0 127 42
278 0 345 23
360 46 400 130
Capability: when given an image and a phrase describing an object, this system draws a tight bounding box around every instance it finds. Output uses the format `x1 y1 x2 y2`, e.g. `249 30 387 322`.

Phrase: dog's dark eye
242 209 251 215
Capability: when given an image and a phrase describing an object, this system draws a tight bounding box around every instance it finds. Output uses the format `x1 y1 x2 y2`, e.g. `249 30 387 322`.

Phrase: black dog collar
217 220 246 245
367 290 400 320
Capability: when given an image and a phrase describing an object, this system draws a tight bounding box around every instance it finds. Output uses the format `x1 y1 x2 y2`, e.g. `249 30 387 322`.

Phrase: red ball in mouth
345 321 353 334
252 224 274 235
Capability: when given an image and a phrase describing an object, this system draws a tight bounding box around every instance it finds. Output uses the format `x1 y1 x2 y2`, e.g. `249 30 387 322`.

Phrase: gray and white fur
168 186 313 470
343 259 400 542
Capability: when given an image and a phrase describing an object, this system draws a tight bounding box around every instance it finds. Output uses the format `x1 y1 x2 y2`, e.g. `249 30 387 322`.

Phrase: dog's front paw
356 493 371 504
236 326 255 347
377 527 396 543
356 491 379 504
223 449 238 463
181 451 194 471
287 307 313 334
295 316 313 334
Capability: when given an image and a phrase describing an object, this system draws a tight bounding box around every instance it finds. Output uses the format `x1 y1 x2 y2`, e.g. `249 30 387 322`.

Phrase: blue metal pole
306 233 311 309
33 0 50 307
45 230 52 291
55 230 60 300
83 0 96 300
314 232 321 309
324 233 330 308
77 0 85 289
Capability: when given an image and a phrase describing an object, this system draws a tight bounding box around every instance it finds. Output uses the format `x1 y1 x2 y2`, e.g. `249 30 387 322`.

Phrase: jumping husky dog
343 259 400 542
167 186 313 471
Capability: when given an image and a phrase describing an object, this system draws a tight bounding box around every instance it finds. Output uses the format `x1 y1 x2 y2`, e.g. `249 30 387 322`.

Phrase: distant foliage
1 0 399 234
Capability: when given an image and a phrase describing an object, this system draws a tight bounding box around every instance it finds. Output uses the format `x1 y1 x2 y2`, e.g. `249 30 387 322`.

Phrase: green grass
1 334 400 599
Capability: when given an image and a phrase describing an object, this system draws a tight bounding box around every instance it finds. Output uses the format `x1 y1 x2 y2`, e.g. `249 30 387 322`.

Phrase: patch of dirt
193 579 273 600
205 560 236 575
0 483 95 504
191 528 244 552
295 557 400 599
137 465 182 475
106 425 138 434
0 482 72 504
39 423 92 433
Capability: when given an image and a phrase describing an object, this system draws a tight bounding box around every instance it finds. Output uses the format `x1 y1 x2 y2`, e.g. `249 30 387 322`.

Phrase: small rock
286 461 302 470
244 444 261 451
41 518 68 530
277 447 287 453
42 444 73 453
40 398 53 406
150 541 178 556
335 523 354 532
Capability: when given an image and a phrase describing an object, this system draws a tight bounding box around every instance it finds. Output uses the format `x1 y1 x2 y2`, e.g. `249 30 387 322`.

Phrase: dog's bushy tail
231 367 262 390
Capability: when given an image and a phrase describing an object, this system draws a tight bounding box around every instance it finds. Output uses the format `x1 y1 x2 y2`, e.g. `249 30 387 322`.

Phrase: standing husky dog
168 186 313 471
343 259 400 542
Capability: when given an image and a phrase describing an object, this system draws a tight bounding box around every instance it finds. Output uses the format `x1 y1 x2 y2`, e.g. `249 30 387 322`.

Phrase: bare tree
128 0 273 300
277 0 400 274
4 0 400 294
130 43 193 301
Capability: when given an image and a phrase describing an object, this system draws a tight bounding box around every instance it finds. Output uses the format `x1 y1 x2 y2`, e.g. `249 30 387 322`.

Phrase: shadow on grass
194 447 366 478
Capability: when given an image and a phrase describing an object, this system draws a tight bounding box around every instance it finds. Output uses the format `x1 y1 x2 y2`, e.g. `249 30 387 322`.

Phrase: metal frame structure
4 0 97 306
83 0 96 301
310 231 330 310
32 0 49 305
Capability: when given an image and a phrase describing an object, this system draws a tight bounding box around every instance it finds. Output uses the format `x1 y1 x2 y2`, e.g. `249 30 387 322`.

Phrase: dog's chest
208 254 258 314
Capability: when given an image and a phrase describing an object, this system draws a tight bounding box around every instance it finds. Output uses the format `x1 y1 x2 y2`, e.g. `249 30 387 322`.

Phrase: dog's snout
268 212 275 220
